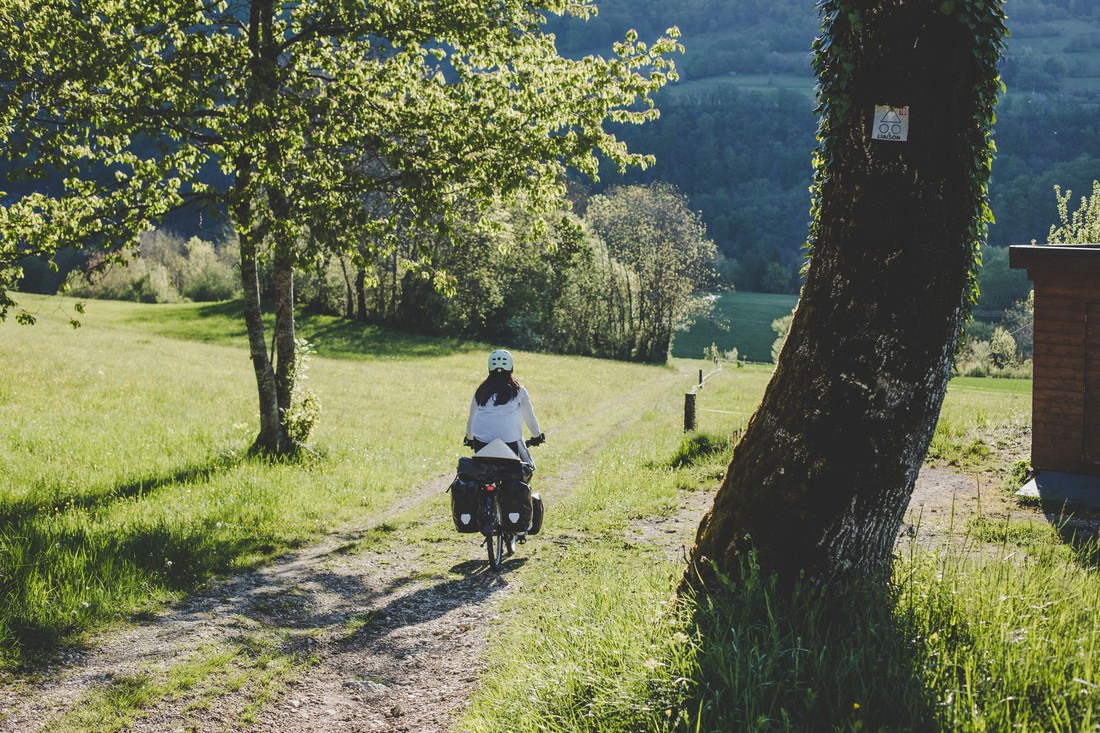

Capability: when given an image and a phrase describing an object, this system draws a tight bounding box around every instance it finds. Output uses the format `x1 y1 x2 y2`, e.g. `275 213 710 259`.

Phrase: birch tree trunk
685 0 1005 585
237 0 290 455
273 242 296 419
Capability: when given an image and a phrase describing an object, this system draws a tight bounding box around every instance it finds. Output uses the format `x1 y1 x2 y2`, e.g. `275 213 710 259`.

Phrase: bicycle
459 435 543 569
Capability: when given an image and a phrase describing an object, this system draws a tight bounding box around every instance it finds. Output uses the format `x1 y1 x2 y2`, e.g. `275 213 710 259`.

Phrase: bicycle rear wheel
486 495 505 569
487 531 504 568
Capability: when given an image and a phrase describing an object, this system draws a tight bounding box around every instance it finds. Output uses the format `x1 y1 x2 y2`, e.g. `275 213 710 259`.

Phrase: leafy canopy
0 0 681 321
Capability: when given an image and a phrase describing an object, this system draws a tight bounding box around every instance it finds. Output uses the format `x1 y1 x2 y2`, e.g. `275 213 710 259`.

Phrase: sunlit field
9 295 1100 732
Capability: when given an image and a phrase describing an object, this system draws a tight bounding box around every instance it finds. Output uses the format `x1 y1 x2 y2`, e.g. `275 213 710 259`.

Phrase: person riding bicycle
465 349 545 465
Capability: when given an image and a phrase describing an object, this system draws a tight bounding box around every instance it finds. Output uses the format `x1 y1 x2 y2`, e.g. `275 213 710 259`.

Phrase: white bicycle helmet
488 349 514 372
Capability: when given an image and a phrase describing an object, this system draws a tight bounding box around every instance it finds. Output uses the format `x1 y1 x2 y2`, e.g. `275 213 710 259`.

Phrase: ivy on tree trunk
685 0 1007 586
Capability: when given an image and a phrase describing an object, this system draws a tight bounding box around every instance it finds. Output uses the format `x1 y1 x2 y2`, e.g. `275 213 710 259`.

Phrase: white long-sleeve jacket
466 386 541 445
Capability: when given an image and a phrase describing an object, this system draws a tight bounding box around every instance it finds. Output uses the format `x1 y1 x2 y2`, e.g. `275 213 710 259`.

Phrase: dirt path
0 381 682 732
0 469 525 732
0 454 1051 733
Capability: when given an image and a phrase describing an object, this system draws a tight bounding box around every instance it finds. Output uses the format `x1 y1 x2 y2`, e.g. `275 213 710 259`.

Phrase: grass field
9 294 1100 731
0 293 702 668
665 73 815 100
673 291 799 362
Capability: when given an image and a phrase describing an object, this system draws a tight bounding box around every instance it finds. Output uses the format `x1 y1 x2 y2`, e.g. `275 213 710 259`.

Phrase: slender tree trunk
236 0 289 455
388 246 399 323
685 1 1003 586
237 186 286 454
272 239 296 420
355 266 368 321
339 256 355 319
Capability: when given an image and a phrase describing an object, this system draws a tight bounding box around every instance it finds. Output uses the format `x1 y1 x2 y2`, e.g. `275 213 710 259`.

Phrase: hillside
551 0 1100 101
560 0 1100 297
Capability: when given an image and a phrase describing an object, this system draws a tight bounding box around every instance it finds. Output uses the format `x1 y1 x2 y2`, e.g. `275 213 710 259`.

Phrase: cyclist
465 349 545 464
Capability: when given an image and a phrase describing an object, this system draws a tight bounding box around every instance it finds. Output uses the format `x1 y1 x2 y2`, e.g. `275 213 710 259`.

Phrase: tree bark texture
687 3 995 584
239 218 287 455
273 242 296 418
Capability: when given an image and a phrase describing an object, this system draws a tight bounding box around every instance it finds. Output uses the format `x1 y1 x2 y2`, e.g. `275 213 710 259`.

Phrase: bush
282 339 322 447
177 238 239 301
64 230 240 304
65 259 181 304
988 326 1017 368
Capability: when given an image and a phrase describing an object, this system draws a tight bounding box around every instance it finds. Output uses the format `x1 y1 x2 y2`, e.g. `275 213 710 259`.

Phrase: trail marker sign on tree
872 105 909 142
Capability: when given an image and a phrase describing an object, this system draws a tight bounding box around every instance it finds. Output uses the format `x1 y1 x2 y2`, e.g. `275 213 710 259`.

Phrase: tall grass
459 364 1100 732
465 509 1100 732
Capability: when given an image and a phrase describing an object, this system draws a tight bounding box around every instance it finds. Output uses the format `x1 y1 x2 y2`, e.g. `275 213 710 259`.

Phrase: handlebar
464 433 546 449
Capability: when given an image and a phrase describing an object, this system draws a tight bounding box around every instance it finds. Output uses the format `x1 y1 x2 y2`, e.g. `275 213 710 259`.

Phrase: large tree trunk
685 1 1004 585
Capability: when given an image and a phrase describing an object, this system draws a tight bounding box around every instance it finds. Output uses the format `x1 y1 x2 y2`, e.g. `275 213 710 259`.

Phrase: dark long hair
475 370 521 407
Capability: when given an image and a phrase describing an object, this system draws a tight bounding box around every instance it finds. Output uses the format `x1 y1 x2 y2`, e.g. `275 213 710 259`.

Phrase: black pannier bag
529 492 544 535
498 479 533 532
456 457 482 481
450 478 482 533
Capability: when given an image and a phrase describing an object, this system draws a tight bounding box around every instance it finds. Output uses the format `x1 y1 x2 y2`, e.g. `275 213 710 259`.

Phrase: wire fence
684 362 722 431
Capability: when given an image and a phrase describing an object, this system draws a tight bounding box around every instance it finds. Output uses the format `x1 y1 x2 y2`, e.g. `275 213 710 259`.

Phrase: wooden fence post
684 392 696 432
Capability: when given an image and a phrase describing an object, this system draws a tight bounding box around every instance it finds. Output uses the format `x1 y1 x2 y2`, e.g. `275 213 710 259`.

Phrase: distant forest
16 0 1100 309
551 0 1100 305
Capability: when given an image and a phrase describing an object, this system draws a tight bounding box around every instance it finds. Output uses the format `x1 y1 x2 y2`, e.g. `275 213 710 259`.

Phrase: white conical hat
475 438 521 461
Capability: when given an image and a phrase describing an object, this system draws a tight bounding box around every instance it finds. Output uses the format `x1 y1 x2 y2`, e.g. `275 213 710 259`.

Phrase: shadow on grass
0 453 240 528
1041 503 1100 568
0 515 283 669
133 299 483 361
675 566 938 731
300 317 482 361
0 454 242 528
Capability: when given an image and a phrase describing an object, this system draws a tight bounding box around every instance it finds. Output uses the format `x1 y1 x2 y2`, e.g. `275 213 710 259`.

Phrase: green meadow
673 291 799 362
6 294 1100 731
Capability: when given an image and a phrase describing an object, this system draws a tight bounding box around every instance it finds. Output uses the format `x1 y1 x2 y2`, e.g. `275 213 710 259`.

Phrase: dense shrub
65 230 240 304
955 326 1033 378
